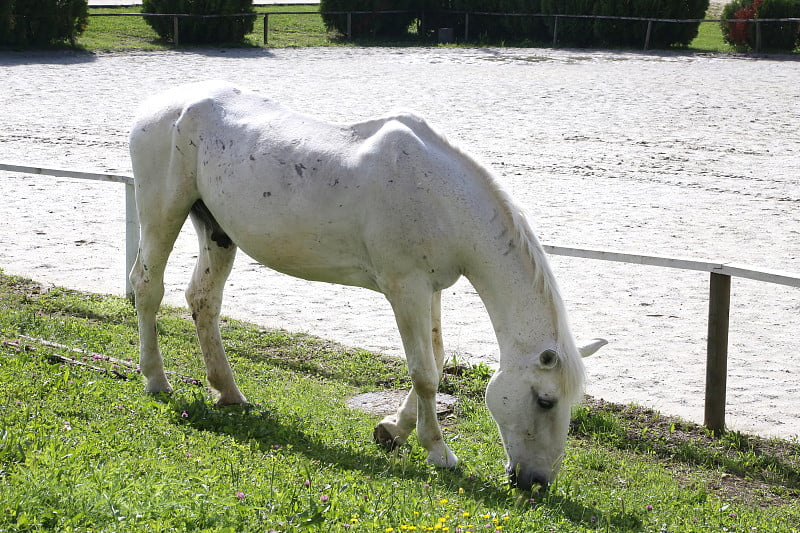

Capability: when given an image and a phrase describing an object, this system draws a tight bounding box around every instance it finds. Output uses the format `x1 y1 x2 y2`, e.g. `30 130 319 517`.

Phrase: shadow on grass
572 398 800 493
166 393 642 530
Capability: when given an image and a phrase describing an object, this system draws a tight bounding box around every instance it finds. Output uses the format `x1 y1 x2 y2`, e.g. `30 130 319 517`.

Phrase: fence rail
88 10 800 51
2 162 799 434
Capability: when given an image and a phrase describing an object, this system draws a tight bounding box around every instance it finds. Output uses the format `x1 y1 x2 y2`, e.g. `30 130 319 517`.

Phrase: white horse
129 81 605 491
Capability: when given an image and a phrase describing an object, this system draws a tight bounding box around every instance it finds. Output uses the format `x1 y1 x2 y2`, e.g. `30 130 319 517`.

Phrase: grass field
77 6 337 50
1 270 799 532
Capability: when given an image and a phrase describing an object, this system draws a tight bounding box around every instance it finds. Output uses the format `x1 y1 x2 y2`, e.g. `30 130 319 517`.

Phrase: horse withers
128 81 605 491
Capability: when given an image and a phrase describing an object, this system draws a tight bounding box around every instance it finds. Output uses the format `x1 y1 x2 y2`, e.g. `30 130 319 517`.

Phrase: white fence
2 162 799 434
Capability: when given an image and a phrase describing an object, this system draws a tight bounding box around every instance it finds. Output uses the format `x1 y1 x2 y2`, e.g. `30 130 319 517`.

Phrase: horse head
485 339 606 492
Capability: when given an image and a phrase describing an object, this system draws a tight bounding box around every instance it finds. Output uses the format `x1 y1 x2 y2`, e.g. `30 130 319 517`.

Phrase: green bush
721 0 800 50
141 0 255 44
320 0 420 38
0 0 13 44
0 0 88 46
541 0 595 46
592 0 709 48
540 0 708 48
758 0 800 50
447 0 548 42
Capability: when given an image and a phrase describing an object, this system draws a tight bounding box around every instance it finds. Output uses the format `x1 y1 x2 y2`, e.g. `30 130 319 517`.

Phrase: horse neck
463 206 561 369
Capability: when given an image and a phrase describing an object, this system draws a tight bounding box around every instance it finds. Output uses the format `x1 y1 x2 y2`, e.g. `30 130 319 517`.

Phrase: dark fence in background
89 10 800 51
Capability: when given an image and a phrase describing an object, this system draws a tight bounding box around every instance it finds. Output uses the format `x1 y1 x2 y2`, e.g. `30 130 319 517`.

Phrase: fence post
464 12 469 42
263 13 269 45
552 15 559 46
124 182 139 302
705 272 731 435
347 12 352 40
643 20 652 50
755 20 762 52
173 15 180 46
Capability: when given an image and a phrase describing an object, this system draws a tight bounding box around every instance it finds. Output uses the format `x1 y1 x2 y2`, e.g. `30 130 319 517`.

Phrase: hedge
721 0 800 51
141 0 255 44
0 0 88 46
319 1 710 47
320 0 421 38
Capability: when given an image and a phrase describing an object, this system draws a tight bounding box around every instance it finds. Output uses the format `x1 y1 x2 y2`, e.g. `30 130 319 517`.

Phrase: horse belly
197 158 379 289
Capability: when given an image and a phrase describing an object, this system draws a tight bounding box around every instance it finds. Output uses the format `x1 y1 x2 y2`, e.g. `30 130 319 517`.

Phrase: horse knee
408 369 439 400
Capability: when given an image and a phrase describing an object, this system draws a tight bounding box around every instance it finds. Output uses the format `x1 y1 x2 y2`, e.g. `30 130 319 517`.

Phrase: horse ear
579 338 607 358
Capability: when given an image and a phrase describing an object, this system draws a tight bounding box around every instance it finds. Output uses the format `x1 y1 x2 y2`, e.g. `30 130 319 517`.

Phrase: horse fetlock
373 419 408 450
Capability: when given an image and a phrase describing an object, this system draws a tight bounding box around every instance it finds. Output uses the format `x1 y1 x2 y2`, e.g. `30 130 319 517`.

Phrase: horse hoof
144 379 173 395
215 391 249 406
427 449 459 469
373 424 400 451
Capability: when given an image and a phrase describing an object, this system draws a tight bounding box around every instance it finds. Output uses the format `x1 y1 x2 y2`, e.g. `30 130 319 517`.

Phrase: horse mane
418 121 586 404
494 186 586 404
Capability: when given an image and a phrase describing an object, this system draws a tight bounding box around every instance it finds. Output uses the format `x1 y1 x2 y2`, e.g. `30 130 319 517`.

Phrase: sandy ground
0 47 798 440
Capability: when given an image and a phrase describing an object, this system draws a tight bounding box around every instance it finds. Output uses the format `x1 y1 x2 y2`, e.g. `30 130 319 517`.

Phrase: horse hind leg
130 200 192 395
186 201 247 405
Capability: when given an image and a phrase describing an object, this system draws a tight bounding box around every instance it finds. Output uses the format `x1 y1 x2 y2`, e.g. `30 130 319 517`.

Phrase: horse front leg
378 286 457 468
374 291 446 449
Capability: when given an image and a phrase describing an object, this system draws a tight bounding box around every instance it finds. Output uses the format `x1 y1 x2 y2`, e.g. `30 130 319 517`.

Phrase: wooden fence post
263 13 269 45
755 20 762 52
124 182 139 302
464 12 469 42
173 15 179 46
552 15 559 46
705 272 731 434
644 20 652 50
347 12 352 40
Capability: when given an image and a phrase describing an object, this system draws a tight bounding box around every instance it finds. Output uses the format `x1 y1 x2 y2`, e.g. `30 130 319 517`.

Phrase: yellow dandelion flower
462 512 470 518
439 499 449 505
458 487 465 494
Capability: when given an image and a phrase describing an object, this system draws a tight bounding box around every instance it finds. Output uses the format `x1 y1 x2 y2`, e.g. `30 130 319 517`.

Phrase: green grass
1 270 799 532
76 6 337 51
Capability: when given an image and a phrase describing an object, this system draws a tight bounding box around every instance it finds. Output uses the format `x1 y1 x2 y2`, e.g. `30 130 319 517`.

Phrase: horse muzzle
507 464 550 493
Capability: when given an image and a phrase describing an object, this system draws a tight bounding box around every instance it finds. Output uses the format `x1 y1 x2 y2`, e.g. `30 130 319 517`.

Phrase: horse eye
539 349 558 368
537 397 556 410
